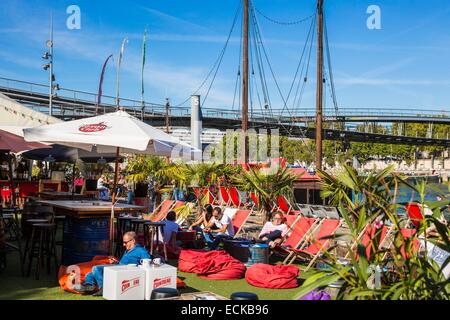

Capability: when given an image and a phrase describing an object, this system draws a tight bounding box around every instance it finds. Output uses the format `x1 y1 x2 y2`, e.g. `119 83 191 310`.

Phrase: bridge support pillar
190 95 202 160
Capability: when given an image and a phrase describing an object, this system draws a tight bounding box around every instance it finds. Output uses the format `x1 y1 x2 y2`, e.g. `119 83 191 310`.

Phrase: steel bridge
1 77 449 147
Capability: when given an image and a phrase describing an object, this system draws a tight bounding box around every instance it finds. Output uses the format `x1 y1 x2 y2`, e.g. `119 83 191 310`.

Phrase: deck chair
149 199 174 222
405 203 424 228
381 228 420 260
228 187 245 207
273 216 321 264
175 202 195 226
276 195 301 215
250 192 259 207
286 218 342 271
219 186 232 207
231 209 253 237
344 224 393 261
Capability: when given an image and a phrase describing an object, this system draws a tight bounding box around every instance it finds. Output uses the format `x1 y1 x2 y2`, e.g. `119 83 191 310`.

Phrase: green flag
141 27 147 99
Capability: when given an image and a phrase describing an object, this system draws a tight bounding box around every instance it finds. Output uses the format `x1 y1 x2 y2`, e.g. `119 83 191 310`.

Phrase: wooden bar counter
37 200 145 265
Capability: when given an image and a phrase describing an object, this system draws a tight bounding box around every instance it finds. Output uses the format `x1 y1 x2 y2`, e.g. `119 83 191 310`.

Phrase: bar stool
26 223 58 280
23 218 50 268
143 221 167 261
130 218 146 235
115 216 135 256
53 215 66 245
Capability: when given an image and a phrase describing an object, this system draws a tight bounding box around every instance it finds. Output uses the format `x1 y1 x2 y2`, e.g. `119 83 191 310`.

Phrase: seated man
203 207 235 250
76 231 151 296
258 212 288 249
97 175 110 200
160 211 182 255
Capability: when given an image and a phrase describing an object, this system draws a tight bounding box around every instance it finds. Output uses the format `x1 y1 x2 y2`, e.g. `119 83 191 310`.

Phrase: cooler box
139 264 177 300
103 265 146 300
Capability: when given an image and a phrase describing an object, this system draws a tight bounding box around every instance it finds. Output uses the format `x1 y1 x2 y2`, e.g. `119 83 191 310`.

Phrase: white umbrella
23 110 201 250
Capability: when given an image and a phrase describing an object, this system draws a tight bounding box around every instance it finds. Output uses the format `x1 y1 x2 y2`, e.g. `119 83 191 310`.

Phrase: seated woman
188 204 214 233
258 212 288 249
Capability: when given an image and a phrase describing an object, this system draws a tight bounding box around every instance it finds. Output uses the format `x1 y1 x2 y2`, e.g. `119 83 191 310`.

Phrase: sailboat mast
315 0 324 170
242 0 249 164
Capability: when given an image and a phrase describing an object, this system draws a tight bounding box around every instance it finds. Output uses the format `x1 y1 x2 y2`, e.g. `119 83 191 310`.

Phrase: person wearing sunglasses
258 212 288 248
76 231 152 296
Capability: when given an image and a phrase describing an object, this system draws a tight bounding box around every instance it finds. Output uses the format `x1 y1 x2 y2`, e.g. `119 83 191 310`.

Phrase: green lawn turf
0 240 312 300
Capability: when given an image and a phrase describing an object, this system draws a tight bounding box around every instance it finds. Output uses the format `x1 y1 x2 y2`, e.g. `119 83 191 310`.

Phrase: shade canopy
21 144 121 163
23 110 201 159
0 129 51 153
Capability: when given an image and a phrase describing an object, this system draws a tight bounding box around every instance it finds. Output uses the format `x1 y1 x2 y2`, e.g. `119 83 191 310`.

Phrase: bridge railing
0 76 449 120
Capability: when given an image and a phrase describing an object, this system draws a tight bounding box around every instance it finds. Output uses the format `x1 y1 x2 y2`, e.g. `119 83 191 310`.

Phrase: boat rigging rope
324 13 339 118
173 1 242 107
254 4 315 26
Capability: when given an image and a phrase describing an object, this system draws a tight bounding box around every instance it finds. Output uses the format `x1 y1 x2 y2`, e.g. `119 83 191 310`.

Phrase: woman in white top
258 212 288 248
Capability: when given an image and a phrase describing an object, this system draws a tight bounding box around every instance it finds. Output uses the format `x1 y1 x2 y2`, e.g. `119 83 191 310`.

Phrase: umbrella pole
8 153 17 208
72 162 75 200
110 147 120 255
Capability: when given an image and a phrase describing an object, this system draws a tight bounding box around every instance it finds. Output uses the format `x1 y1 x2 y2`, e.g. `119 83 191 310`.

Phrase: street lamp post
42 15 58 116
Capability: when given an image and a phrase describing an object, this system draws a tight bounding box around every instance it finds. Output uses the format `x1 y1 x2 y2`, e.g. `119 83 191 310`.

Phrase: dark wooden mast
315 0 324 170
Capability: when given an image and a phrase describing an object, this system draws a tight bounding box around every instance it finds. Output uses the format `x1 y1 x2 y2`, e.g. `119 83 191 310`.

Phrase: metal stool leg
26 228 36 277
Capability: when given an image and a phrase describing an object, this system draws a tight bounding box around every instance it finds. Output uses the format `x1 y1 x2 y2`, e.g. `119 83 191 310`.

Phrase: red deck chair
399 228 420 259
231 209 253 237
228 187 245 207
345 224 392 261
277 216 320 264
405 203 424 228
286 218 342 270
250 192 259 207
219 186 232 207
150 199 175 222
277 195 301 215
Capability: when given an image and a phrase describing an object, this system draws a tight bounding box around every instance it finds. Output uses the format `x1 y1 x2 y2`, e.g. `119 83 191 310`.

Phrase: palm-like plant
185 162 236 206
294 167 450 300
233 166 295 223
125 155 187 206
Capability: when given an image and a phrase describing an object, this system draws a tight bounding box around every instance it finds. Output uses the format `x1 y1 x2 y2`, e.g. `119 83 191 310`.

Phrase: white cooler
139 264 178 300
103 265 146 300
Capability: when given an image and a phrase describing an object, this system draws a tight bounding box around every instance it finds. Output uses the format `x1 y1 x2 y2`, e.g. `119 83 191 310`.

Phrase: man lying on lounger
75 231 152 296
203 207 235 250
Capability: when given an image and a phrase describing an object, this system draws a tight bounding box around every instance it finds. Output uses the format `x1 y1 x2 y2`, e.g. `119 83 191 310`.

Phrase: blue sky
1 0 450 115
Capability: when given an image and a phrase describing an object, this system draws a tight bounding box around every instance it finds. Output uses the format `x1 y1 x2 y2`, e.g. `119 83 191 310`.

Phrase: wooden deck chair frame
343 224 394 261
149 199 175 222
281 217 323 264
381 227 419 261
286 219 342 271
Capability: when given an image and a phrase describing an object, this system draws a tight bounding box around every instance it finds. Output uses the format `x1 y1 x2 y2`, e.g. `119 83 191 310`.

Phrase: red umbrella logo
79 122 109 133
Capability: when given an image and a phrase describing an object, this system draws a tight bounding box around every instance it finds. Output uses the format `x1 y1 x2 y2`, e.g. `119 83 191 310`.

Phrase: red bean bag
178 249 210 273
245 263 300 289
196 250 246 280
179 249 246 280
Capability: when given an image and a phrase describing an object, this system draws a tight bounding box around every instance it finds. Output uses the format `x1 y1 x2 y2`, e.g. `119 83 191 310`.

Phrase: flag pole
116 38 128 111
141 27 147 121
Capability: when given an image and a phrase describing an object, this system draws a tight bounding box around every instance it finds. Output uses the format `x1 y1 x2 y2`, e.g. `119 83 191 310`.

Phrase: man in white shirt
97 175 110 200
204 207 234 250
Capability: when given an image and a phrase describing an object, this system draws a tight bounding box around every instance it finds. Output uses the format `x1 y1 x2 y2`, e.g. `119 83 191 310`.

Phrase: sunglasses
123 239 134 244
